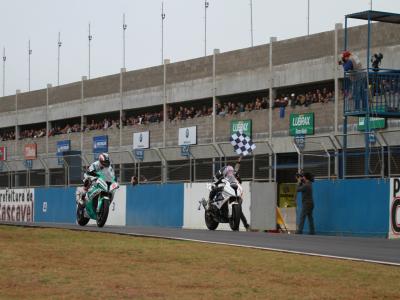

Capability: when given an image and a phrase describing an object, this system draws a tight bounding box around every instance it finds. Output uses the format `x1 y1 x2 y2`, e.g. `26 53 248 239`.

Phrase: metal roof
346 10 400 24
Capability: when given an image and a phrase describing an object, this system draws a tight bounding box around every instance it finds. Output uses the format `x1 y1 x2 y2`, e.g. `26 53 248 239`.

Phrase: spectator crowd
0 87 334 141
0 130 16 141
168 106 213 121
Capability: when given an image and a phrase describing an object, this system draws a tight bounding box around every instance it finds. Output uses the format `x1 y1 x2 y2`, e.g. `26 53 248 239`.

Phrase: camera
371 53 383 71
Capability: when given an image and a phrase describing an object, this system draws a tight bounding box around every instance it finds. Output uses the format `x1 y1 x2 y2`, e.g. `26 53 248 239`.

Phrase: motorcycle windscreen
97 167 115 183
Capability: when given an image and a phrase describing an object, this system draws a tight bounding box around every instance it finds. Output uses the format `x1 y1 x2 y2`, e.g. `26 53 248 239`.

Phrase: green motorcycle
76 168 119 227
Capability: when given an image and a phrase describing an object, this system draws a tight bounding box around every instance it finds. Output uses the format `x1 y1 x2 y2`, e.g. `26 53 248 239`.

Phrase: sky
1 0 400 96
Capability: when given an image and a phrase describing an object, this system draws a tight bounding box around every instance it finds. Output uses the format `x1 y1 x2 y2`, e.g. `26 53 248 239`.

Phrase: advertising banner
358 117 386 131
278 183 297 208
178 126 197 146
389 178 400 239
56 140 71 166
0 146 6 161
134 149 144 161
133 131 150 149
24 143 37 160
289 113 314 136
93 136 108 160
230 120 252 138
0 189 34 222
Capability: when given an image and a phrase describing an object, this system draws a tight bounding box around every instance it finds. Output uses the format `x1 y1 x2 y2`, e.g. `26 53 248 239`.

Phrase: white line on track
3 223 400 267
119 231 400 267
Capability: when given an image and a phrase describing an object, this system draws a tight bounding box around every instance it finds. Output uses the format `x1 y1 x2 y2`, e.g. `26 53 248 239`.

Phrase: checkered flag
230 131 256 156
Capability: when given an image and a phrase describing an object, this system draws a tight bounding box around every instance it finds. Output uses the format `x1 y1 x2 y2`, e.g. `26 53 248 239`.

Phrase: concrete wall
183 182 251 231
1 22 400 126
250 182 276 231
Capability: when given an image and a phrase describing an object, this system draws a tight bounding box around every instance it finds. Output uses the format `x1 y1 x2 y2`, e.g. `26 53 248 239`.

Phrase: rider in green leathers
76 153 113 206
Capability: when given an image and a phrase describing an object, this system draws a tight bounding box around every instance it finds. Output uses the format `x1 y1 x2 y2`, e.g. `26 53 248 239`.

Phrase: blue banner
93 135 108 159
56 140 71 166
134 149 144 161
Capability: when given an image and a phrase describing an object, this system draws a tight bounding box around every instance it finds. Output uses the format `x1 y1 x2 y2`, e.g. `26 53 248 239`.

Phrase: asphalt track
2 222 400 266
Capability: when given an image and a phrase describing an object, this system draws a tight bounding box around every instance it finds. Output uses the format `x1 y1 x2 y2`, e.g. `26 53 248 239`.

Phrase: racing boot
75 187 88 207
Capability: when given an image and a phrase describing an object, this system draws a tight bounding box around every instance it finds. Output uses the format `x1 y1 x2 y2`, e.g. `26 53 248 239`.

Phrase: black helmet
98 153 110 168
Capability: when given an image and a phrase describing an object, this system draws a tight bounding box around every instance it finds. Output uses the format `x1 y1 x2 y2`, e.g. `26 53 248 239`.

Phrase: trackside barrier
1 179 397 238
0 188 35 223
250 182 277 231
34 187 76 223
297 179 390 237
183 182 277 231
126 184 184 228
183 182 251 231
33 186 127 225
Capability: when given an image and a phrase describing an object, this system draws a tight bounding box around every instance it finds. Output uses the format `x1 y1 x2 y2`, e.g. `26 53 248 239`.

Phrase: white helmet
223 165 234 177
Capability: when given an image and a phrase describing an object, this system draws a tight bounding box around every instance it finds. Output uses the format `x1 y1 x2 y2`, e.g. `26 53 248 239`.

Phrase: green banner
357 117 386 131
231 120 252 138
289 113 314 136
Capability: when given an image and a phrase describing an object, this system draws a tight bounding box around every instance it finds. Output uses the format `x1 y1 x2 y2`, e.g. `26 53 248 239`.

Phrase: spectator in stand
290 94 296 107
255 98 262 110
261 97 269 109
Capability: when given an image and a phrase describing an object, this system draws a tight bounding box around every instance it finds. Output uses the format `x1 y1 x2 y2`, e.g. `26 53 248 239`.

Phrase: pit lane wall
296 179 397 238
0 179 398 238
0 182 276 231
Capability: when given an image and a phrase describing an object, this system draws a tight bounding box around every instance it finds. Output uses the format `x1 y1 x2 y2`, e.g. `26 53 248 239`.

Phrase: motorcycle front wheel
205 210 219 230
96 198 110 228
76 204 90 226
229 204 242 231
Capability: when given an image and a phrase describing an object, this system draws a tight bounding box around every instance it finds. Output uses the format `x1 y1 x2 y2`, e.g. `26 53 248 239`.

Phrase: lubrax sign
289 113 314 136
0 189 34 222
390 178 400 239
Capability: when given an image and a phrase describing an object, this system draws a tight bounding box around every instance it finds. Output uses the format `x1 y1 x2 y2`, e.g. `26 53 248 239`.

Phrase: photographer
296 172 315 235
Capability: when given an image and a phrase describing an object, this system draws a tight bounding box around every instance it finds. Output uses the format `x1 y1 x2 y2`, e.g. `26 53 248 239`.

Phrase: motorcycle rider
209 156 251 231
76 153 112 206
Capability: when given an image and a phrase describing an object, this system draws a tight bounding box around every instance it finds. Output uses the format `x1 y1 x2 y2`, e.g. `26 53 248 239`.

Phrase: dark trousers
240 211 249 228
298 203 315 234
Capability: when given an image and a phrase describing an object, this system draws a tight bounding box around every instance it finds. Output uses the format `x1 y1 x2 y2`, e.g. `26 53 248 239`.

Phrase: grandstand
1 20 400 187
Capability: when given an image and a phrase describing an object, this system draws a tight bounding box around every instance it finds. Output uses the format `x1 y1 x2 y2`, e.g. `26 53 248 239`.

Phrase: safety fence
0 141 276 188
296 130 400 179
0 182 277 232
2 130 400 188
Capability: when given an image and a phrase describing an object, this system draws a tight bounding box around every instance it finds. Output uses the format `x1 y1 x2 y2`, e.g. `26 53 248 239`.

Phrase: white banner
179 126 197 146
0 189 34 222
389 178 400 239
133 131 150 149
183 182 251 231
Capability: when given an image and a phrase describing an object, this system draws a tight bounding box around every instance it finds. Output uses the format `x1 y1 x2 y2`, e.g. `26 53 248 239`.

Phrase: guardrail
2 130 400 188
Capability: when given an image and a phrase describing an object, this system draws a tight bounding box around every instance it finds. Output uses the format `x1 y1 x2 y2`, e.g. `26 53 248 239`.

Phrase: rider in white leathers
209 156 250 231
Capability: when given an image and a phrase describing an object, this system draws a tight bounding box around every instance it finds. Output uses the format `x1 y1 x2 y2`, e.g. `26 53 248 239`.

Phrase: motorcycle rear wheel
229 204 242 231
76 204 90 226
205 210 219 230
96 198 110 228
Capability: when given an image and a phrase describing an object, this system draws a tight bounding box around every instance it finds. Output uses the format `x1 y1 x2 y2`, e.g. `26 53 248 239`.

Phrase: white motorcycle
200 175 243 231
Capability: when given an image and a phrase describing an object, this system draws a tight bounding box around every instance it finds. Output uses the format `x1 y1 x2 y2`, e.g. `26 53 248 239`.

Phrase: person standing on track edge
296 172 315 235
